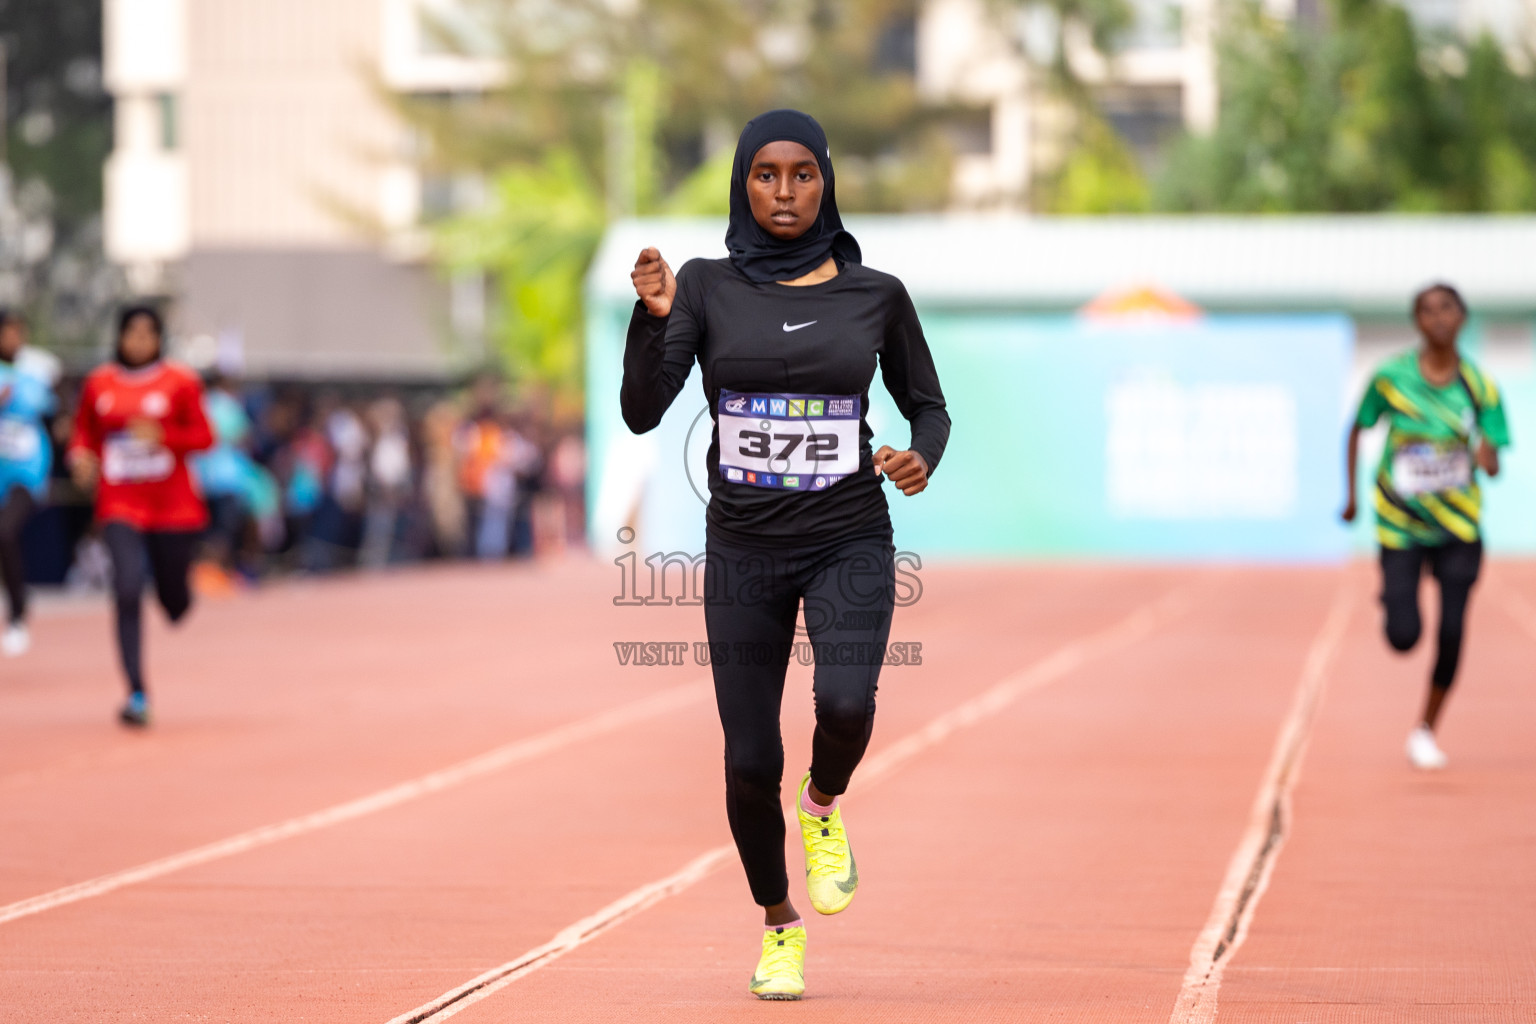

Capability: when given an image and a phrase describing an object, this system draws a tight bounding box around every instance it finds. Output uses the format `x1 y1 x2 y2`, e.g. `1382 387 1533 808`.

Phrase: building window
946 107 993 156
1098 86 1183 169
158 93 178 150
421 173 457 220
874 13 918 75
416 0 497 58
1124 0 1183 50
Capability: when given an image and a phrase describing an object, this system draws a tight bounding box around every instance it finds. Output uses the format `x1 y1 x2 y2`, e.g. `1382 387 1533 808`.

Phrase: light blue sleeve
2 371 54 420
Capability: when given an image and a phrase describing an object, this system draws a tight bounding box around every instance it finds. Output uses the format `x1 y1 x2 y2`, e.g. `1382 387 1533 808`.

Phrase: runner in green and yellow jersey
1343 283 1510 770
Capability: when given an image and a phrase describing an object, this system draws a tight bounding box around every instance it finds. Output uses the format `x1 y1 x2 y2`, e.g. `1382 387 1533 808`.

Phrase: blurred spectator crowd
27 371 587 590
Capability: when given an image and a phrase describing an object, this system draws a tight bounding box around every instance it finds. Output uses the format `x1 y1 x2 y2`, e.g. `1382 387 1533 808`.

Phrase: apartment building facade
104 0 499 378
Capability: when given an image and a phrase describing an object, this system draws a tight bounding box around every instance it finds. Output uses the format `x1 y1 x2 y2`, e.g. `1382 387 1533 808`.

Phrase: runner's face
119 314 162 367
0 321 24 361
1415 289 1464 350
747 141 824 241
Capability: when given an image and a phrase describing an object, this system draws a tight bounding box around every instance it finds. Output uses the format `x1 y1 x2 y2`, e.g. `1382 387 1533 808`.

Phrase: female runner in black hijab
624 109 950 999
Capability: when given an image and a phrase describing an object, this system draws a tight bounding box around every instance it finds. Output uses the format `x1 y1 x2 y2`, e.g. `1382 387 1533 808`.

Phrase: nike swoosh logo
782 321 817 332
836 854 859 893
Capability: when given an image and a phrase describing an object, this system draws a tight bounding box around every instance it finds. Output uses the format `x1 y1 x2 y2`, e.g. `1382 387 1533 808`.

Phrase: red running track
0 559 1532 1022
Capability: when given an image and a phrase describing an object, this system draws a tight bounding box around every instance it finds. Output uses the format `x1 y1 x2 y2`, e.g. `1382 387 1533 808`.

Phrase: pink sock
767 918 804 933
800 785 839 816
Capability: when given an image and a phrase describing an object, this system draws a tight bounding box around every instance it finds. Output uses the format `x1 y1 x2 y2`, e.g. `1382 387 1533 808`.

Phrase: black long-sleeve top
621 257 951 545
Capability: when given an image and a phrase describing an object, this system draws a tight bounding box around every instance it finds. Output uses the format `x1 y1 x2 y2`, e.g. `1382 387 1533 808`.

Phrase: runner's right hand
68 449 99 491
1476 439 1500 477
1340 498 1357 523
127 417 164 444
631 247 675 318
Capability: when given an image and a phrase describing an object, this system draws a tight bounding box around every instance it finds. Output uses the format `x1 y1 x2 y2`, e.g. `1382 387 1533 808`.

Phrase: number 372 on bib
717 389 860 491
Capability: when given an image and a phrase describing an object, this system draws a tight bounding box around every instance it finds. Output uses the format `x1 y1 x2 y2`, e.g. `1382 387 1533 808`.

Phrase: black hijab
725 109 861 284
115 304 165 368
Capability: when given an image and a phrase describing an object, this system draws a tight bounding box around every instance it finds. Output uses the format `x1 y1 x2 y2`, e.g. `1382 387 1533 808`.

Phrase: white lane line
388 583 1200 1024
387 847 739 1024
1167 583 1354 1024
0 681 710 927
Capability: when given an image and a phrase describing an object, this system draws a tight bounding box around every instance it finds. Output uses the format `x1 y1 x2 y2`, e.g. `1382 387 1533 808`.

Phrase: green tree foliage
1004 0 1134 91
0 0 108 228
435 150 606 405
395 0 951 403
1154 0 1536 212
0 0 117 353
989 0 1139 212
1040 111 1151 212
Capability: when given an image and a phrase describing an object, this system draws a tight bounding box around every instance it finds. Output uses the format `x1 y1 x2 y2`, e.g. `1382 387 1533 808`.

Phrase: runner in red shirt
68 306 213 726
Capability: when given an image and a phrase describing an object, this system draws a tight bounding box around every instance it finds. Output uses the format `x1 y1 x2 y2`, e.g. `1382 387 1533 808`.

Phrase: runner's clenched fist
873 446 929 496
631 247 676 318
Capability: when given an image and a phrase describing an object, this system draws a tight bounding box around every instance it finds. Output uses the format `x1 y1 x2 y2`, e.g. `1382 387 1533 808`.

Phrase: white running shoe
1 623 29 657
1406 725 1448 770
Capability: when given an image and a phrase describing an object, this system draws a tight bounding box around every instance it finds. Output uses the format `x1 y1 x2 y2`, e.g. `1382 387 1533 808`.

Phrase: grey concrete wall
179 248 462 380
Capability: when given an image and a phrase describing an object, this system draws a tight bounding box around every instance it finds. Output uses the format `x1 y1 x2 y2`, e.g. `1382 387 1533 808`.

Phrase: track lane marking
1168 582 1354 1024
0 681 710 927
387 582 1200 1024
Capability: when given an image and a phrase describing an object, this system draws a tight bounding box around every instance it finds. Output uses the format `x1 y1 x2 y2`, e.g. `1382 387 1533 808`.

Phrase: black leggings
103 522 198 696
1380 540 1482 691
0 486 35 624
704 525 896 907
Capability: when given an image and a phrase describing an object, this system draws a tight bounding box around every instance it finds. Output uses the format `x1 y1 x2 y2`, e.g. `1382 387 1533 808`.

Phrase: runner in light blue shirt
0 312 58 656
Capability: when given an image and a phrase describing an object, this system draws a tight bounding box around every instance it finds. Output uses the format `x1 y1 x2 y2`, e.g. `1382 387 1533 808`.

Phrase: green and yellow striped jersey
1355 351 1510 549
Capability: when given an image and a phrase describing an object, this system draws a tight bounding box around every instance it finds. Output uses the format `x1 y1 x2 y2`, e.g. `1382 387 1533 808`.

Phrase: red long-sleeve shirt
69 361 214 531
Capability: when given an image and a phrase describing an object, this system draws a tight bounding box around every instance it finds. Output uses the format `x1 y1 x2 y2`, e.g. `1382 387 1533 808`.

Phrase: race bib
717 390 859 491
103 433 175 485
1392 443 1471 496
0 419 38 462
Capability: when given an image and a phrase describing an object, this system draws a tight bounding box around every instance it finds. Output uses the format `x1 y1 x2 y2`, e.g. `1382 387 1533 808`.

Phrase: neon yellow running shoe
797 772 858 915
749 922 806 1000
